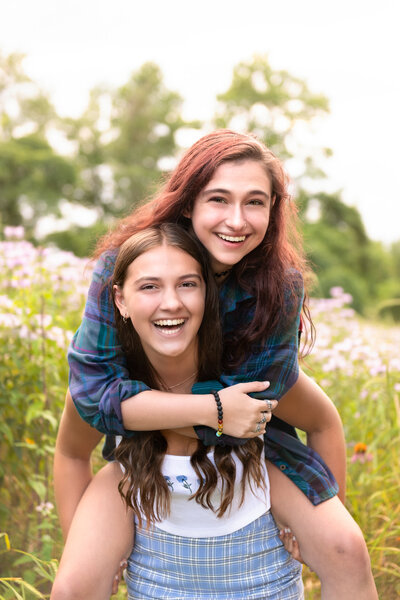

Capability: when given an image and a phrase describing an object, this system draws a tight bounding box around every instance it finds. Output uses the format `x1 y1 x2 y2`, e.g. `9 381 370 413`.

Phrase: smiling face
113 244 206 366
188 160 273 273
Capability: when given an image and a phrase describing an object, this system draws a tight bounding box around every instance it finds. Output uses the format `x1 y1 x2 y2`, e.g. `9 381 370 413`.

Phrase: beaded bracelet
211 390 223 437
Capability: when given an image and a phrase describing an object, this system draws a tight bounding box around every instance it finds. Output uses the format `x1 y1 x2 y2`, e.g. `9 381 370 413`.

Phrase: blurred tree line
1 50 399 318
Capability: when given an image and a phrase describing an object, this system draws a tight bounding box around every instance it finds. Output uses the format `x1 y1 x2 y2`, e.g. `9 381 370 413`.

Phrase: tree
214 54 331 175
300 191 396 312
60 63 200 222
0 52 77 233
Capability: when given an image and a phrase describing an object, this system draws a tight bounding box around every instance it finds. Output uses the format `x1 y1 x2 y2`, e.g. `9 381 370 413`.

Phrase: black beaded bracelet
211 390 223 437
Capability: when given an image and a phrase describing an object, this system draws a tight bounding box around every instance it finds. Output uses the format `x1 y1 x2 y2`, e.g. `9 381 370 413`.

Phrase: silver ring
254 422 261 433
265 399 273 411
260 412 267 424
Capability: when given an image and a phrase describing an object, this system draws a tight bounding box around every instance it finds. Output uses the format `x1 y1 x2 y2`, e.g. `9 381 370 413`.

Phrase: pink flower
4 226 25 239
351 452 373 464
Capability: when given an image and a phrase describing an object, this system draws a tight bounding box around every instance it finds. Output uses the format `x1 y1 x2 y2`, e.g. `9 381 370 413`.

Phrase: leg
51 462 133 600
267 461 378 600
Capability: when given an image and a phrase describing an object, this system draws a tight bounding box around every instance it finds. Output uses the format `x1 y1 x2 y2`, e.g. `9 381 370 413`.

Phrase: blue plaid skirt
125 511 304 599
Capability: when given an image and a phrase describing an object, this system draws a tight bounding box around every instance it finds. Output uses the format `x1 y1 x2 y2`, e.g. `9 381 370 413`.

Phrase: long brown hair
96 129 314 364
112 224 265 526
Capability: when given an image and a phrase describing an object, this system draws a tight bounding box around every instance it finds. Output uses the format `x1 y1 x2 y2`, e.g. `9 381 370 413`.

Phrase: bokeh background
1 1 399 597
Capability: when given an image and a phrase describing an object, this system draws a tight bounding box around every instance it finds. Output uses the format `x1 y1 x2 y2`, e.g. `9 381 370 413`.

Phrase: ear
271 194 276 207
182 207 192 219
113 285 127 317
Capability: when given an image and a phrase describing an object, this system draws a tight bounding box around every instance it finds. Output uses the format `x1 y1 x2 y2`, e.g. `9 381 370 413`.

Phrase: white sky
1 0 399 244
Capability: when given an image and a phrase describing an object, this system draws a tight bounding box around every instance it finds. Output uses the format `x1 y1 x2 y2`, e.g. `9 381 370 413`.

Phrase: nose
224 204 246 231
160 286 183 311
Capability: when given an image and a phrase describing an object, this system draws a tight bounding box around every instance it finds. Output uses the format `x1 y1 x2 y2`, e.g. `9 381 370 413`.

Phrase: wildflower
351 443 373 464
4 226 25 240
330 286 344 298
25 438 35 445
354 442 367 454
35 501 54 515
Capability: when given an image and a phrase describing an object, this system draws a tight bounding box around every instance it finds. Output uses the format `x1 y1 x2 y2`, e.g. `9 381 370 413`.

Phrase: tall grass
302 289 400 598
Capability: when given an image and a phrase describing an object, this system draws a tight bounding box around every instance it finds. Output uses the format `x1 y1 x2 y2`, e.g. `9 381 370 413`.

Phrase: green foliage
0 52 77 233
60 62 200 222
214 54 330 166
0 135 76 231
1 533 58 599
300 191 400 315
0 51 51 140
43 222 109 258
0 235 92 574
0 52 199 254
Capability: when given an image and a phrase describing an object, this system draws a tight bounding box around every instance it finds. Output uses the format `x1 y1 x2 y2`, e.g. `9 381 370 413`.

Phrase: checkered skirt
125 511 304 599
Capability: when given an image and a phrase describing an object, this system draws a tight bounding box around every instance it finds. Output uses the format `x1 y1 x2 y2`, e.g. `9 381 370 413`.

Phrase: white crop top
136 449 270 537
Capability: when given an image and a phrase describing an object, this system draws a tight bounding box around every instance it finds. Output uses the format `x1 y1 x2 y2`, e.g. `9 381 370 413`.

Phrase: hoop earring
122 314 128 324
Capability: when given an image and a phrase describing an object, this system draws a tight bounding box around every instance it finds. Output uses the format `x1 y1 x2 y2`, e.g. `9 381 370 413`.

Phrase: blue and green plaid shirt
68 252 338 505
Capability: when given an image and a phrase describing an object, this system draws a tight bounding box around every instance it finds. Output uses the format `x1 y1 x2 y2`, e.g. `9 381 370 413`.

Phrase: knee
324 524 372 574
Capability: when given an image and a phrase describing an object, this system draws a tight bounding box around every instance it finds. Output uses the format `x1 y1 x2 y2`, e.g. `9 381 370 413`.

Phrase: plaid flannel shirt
68 252 338 505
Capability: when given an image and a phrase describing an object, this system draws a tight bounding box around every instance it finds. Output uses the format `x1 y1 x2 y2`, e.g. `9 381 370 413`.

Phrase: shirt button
279 464 287 471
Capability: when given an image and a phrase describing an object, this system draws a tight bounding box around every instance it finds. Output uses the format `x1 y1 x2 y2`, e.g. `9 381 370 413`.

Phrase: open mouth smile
153 318 186 335
217 233 247 243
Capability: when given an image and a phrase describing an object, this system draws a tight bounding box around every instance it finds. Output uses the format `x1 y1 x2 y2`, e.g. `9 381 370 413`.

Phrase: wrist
193 394 218 428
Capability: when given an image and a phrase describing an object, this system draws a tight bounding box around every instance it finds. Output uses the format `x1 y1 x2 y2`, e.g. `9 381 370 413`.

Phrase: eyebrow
201 187 270 200
134 273 203 284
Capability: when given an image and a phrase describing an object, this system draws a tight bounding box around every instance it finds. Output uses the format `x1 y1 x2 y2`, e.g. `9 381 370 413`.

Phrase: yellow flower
353 442 368 454
25 437 35 445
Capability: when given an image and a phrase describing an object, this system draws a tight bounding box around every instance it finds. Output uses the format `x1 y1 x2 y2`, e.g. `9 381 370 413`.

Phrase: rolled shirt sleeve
68 252 150 436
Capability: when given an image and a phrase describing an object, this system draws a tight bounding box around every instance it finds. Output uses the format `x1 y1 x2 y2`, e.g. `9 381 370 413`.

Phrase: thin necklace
165 371 197 391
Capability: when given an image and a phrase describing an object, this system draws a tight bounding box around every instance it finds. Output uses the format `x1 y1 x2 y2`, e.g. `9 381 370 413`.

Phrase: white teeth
218 233 246 242
153 319 185 326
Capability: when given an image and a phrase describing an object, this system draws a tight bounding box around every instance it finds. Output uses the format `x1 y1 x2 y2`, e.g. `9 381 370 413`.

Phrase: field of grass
0 233 399 598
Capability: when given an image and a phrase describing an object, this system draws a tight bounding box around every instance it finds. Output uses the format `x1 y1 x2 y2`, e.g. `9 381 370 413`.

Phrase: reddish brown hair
96 129 313 362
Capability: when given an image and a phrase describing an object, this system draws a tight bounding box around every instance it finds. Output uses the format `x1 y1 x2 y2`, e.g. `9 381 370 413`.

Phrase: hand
111 559 127 595
218 381 278 438
279 528 305 564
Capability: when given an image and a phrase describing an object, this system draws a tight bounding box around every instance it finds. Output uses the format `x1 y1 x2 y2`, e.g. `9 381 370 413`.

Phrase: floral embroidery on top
176 475 193 493
164 476 174 491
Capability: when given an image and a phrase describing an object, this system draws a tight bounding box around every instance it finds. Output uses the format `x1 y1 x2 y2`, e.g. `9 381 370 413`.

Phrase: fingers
260 400 277 415
279 528 304 564
238 380 270 394
112 574 120 595
219 382 278 438
111 559 128 595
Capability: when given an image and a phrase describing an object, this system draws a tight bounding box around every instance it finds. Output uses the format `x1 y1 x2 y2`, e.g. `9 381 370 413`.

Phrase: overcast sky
1 0 399 244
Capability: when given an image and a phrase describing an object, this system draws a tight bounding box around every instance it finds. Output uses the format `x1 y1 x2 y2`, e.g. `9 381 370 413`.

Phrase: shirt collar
218 273 253 317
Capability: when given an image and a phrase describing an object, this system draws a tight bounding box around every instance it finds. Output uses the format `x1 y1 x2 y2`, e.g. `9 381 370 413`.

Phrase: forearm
121 389 216 430
54 451 93 539
121 383 272 443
